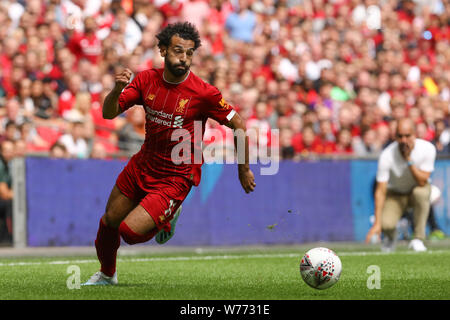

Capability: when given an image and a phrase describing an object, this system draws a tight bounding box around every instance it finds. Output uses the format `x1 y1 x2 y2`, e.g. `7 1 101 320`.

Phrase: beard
165 59 190 77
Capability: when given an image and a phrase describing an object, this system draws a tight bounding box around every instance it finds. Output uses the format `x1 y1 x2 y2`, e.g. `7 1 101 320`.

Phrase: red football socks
95 218 160 276
95 218 120 277
119 221 158 245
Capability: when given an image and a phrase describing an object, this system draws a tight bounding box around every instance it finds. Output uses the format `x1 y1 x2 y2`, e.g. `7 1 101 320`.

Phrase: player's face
163 35 195 77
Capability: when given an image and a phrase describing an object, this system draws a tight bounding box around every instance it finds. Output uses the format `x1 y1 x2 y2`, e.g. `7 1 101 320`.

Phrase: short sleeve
418 143 436 172
376 151 390 183
118 72 144 112
202 85 236 125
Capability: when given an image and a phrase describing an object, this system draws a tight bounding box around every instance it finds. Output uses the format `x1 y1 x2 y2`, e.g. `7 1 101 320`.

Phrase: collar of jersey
163 70 190 85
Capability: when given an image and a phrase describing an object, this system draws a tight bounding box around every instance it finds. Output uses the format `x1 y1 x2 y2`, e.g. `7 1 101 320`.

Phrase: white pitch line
0 250 447 267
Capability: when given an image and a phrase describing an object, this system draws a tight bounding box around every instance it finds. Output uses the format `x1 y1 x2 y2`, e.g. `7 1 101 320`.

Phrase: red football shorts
115 156 192 231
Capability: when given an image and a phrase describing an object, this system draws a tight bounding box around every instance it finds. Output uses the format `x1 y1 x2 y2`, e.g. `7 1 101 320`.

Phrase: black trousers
0 198 12 243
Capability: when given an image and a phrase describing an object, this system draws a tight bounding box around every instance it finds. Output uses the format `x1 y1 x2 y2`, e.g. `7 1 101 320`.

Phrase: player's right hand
365 222 381 244
114 68 132 91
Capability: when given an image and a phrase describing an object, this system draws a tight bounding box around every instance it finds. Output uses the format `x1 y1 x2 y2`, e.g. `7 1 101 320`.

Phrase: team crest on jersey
147 93 156 101
176 98 189 113
219 98 230 110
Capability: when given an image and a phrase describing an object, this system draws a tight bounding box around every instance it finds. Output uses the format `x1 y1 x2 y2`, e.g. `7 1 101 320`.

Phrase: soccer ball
299 247 342 290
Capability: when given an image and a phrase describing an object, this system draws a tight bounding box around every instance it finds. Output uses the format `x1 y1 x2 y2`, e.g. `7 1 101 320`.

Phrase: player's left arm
406 144 436 187
407 165 431 187
226 112 256 194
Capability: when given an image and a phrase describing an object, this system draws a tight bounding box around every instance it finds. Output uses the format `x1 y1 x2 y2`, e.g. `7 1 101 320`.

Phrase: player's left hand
399 142 413 160
238 167 256 194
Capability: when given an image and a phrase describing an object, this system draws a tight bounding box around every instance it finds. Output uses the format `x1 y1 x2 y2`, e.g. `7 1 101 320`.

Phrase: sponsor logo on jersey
219 98 230 110
173 115 184 128
145 106 173 126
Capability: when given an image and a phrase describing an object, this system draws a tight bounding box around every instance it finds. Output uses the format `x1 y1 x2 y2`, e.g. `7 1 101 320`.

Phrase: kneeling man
366 118 436 252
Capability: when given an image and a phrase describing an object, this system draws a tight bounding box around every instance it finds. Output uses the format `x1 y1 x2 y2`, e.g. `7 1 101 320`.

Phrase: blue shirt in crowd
225 10 256 43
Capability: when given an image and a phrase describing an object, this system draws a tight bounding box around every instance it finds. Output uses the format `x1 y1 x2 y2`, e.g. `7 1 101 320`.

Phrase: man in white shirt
58 120 89 159
365 118 437 252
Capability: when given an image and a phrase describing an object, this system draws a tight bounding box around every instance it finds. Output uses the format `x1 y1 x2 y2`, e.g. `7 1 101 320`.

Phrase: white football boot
82 271 118 286
156 205 182 244
408 239 427 252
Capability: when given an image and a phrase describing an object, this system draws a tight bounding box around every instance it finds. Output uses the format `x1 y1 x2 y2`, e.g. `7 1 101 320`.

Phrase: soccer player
83 22 256 285
365 118 436 252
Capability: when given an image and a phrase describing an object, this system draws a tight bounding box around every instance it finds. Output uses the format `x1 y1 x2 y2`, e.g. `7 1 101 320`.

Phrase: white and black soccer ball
299 247 342 290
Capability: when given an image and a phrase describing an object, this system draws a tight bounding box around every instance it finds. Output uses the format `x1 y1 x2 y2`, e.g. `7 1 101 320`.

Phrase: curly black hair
156 22 201 50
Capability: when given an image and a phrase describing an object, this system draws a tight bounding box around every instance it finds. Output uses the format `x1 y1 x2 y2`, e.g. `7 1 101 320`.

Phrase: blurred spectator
279 127 294 160
67 16 102 65
118 106 145 155
0 140 14 244
58 73 82 117
335 128 354 155
19 120 49 152
0 120 19 143
225 0 256 43
58 120 89 158
49 141 69 158
182 0 210 30
246 100 272 160
160 0 183 26
85 64 103 99
31 79 54 120
63 91 95 139
433 118 450 154
317 119 337 154
114 7 142 54
294 125 323 157
0 98 27 128
90 140 108 159
17 78 35 118
353 127 381 157
337 106 360 137
94 0 116 40
0 0 448 161
14 139 27 157
383 120 398 149
90 89 121 154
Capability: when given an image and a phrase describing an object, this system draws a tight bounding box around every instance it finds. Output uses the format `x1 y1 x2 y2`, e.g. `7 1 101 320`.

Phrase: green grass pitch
0 242 449 300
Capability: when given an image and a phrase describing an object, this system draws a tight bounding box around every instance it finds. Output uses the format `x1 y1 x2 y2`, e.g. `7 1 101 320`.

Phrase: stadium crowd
0 0 449 164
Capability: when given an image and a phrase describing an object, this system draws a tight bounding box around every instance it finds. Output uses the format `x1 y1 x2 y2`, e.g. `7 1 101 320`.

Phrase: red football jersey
67 32 102 64
118 68 236 186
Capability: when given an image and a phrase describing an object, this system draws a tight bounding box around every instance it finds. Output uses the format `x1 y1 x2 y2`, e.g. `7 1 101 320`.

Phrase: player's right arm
202 85 255 194
365 152 389 243
365 181 387 243
102 68 133 119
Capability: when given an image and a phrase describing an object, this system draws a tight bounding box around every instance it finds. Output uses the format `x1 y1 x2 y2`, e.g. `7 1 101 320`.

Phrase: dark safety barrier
24 157 450 246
